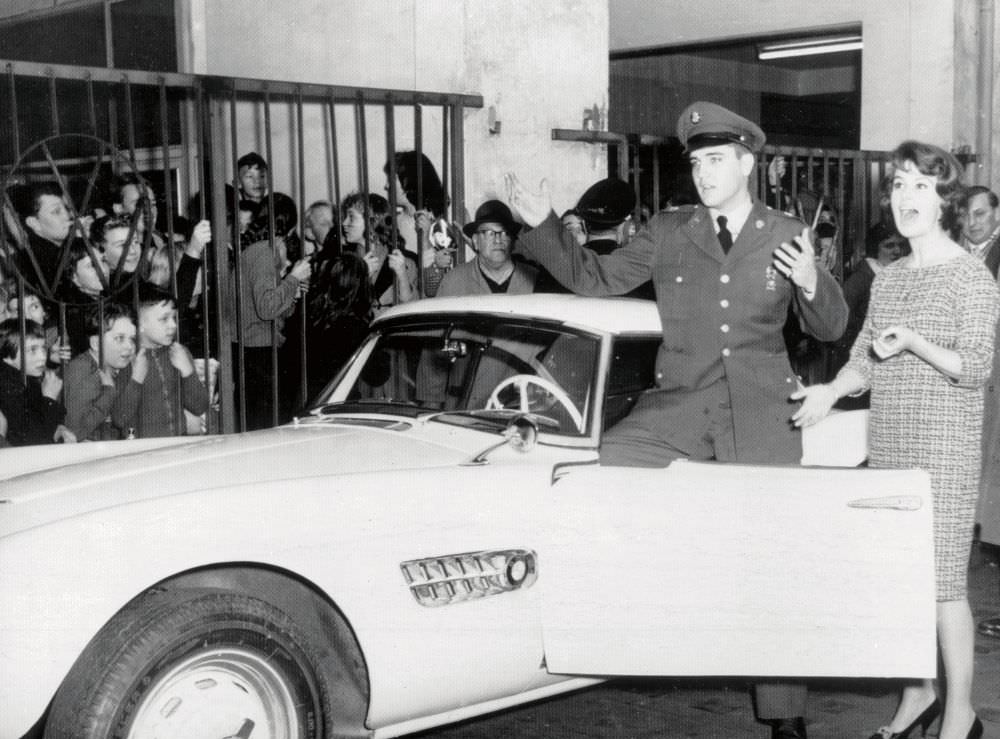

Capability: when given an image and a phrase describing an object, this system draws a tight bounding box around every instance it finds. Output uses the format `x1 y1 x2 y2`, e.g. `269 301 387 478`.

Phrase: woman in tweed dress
792 141 999 739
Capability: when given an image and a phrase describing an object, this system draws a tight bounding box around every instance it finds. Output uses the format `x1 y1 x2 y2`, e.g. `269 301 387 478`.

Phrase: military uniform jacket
518 202 848 461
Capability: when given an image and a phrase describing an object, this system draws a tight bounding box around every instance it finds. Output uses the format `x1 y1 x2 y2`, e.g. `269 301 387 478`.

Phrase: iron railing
0 58 481 435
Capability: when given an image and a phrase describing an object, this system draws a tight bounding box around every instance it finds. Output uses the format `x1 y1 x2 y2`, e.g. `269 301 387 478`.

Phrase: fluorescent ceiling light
758 34 862 60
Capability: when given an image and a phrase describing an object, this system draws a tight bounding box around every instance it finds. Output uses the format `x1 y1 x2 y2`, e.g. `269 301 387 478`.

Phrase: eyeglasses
476 228 509 241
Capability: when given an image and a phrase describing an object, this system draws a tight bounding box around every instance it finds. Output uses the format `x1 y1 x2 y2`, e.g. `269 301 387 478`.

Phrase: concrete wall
179 0 609 221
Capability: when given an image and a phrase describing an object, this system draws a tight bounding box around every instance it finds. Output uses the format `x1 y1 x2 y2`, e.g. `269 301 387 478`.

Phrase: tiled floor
420 541 1000 738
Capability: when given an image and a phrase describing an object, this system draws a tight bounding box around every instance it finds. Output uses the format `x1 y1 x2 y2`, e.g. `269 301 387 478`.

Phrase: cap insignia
690 110 701 124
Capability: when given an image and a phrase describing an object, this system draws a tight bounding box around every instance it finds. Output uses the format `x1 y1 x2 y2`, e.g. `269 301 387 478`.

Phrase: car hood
0 418 484 537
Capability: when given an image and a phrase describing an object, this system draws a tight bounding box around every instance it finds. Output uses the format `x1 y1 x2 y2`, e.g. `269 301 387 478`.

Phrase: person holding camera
507 101 847 739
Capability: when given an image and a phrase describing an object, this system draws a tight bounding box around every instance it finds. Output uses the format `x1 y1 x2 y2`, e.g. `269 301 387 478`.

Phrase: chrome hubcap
127 647 301 739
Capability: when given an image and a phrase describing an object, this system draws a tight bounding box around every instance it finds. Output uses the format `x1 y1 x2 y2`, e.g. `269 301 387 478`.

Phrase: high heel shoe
965 715 983 739
867 699 941 739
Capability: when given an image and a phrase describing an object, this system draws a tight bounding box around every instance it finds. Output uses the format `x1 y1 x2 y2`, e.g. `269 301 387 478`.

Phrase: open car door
539 461 936 679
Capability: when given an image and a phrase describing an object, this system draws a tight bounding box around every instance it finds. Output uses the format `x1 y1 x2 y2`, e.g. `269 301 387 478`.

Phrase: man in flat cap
507 101 847 739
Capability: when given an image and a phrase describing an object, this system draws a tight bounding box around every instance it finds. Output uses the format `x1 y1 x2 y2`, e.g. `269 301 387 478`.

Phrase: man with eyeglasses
435 200 537 296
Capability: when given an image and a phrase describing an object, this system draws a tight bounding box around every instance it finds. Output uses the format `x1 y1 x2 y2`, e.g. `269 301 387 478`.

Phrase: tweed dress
846 254 1000 600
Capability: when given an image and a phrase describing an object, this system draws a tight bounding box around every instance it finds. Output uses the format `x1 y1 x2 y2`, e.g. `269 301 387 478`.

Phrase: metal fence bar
6 63 21 158
0 59 483 108
441 107 449 220
449 103 465 238
193 82 217 434
228 89 247 432
327 90 342 226
385 94 399 245
158 78 179 299
355 90 371 254
85 73 98 137
262 87 281 429
47 69 59 137
295 86 309 411
413 102 424 295
0 60 487 439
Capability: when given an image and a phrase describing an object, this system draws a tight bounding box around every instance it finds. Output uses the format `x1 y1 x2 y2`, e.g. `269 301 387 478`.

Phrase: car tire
44 588 334 739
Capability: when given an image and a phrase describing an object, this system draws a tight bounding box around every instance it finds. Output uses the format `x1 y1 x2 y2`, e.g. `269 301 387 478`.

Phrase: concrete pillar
177 0 609 220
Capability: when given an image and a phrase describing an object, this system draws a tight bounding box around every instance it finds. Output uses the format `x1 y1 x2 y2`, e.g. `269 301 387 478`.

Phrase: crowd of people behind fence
0 142 997 451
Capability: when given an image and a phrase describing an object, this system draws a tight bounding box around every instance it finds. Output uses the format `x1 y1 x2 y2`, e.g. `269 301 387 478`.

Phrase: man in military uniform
507 101 848 739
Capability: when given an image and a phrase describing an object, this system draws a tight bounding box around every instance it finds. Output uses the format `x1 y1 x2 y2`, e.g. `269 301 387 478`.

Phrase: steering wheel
486 374 584 433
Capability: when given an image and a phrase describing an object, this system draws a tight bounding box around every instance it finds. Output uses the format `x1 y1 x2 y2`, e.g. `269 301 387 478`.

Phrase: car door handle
847 495 923 510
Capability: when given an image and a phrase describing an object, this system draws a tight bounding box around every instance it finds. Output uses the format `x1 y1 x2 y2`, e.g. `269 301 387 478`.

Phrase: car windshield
314 317 601 437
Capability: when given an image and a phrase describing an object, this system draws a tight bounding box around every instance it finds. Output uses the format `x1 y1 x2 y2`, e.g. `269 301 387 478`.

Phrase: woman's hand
871 325 918 360
362 250 382 277
789 382 838 428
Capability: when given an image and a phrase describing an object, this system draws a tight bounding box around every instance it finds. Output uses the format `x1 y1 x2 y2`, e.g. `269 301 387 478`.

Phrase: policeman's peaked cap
576 177 636 229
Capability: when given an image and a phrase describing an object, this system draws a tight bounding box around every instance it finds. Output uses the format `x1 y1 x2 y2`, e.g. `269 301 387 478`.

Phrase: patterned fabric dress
846 254 1000 600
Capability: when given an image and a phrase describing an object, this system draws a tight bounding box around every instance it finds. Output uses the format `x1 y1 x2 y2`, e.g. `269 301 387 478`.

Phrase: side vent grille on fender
400 549 537 607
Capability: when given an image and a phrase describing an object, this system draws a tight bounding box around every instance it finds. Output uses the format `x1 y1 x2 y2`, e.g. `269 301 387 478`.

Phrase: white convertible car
0 295 936 739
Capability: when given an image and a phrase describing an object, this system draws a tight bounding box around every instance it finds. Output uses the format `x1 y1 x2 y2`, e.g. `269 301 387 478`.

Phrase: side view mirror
505 415 538 453
464 414 539 465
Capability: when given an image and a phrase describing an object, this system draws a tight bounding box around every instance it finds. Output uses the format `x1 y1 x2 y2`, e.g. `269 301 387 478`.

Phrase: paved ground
417 542 1000 738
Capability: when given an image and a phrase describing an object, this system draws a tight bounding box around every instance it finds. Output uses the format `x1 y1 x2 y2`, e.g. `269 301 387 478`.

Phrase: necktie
716 215 733 254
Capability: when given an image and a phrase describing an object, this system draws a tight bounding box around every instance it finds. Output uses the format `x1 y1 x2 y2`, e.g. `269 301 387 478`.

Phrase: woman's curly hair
880 140 967 239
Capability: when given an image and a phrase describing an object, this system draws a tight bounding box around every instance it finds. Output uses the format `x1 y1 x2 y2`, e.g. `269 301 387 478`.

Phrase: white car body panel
0 295 934 738
0 422 596 735
540 461 937 678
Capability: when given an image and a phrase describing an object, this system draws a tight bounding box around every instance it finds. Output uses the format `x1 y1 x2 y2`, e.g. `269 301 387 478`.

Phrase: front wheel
45 589 334 739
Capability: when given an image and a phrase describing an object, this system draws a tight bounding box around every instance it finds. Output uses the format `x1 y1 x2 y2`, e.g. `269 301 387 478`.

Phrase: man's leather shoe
770 717 808 739
979 616 1000 639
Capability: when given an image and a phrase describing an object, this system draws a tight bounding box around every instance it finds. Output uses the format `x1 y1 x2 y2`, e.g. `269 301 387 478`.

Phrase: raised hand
41 368 63 400
772 227 818 295
387 248 408 276
131 347 149 383
504 173 552 228
168 342 195 378
186 219 212 258
290 257 312 283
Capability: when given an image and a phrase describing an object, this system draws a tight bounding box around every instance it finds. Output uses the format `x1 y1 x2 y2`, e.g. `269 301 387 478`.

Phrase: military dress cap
463 199 522 237
676 101 766 153
576 177 637 229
